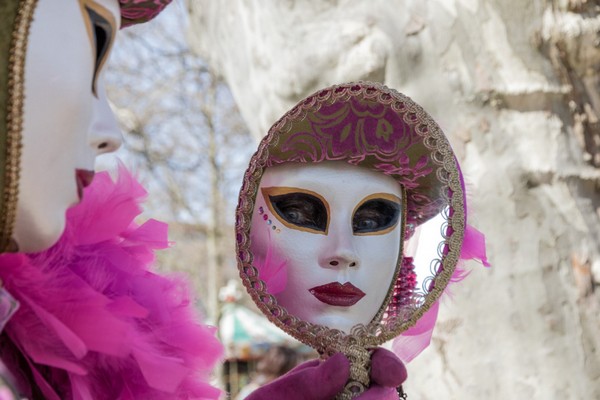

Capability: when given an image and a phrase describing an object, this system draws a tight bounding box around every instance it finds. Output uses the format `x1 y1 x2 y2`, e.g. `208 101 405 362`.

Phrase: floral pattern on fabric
264 83 450 227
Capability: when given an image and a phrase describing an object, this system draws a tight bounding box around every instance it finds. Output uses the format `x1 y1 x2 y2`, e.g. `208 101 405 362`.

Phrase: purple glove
247 348 406 400
356 348 407 400
247 353 350 400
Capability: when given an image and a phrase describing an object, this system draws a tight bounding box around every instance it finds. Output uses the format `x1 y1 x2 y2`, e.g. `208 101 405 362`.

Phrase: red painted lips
309 282 366 307
75 169 95 200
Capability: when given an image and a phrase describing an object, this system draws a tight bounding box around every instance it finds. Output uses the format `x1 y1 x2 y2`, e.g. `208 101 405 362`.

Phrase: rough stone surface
188 0 600 397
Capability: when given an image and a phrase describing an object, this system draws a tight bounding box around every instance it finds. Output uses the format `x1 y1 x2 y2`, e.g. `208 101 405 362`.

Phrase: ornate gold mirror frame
235 82 465 398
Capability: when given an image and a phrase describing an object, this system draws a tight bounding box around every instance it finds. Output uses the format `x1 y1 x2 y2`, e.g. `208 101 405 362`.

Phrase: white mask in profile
14 0 122 252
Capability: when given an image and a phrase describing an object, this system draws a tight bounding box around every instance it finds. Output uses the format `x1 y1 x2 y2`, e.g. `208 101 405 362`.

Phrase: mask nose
89 79 122 155
319 223 361 270
326 253 360 269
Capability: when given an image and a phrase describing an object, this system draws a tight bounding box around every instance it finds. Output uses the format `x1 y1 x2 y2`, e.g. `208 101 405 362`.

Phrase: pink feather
461 225 490 267
253 230 287 295
0 164 223 399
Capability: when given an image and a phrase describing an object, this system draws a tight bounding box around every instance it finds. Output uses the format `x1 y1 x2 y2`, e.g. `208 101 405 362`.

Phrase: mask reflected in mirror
250 161 403 333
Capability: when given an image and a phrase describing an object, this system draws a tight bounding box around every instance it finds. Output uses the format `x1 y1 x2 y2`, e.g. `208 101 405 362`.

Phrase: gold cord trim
1 0 37 252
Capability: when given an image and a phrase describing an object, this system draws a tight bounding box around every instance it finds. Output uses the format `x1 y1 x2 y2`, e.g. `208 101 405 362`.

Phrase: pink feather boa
0 166 223 399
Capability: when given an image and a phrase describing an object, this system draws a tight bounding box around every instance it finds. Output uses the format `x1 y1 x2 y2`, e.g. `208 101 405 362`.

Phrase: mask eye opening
352 195 402 236
80 0 116 97
261 187 330 235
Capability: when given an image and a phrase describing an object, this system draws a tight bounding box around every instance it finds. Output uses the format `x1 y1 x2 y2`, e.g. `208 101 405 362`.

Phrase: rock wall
188 0 600 398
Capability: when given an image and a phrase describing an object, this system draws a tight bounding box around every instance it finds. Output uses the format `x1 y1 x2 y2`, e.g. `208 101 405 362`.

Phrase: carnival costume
0 1 223 398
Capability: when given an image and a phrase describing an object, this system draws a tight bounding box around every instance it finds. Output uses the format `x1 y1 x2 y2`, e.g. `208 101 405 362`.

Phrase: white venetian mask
251 161 403 333
14 0 122 252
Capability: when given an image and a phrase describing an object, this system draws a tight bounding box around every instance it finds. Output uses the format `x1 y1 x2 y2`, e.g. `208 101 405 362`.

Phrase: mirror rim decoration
235 81 465 356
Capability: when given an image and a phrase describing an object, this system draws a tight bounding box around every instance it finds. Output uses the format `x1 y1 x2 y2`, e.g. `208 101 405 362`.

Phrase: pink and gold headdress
263 81 453 229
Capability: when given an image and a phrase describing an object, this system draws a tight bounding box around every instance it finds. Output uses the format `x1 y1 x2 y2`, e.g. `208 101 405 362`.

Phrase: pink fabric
253 230 287 295
0 387 16 400
247 353 349 400
367 348 407 388
0 165 223 399
356 387 398 400
461 225 490 267
391 301 440 363
356 348 406 400
119 0 173 28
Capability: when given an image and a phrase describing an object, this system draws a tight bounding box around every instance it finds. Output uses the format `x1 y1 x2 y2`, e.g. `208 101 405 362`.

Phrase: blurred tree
103 2 254 322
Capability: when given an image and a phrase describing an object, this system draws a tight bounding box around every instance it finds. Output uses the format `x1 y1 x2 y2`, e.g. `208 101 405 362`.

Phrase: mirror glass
236 82 465 356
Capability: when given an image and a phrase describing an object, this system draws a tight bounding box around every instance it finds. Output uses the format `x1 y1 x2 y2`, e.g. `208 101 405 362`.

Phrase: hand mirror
235 82 466 398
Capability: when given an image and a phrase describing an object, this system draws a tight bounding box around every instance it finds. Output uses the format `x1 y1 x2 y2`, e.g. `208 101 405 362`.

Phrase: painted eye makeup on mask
262 187 329 234
352 194 401 235
80 0 116 96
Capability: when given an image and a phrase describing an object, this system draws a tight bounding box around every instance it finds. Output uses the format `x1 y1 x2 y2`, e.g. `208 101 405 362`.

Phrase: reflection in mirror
235 82 469 399
250 162 404 334
404 209 448 300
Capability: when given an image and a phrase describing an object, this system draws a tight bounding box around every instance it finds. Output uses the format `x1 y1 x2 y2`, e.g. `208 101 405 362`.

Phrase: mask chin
13 206 67 253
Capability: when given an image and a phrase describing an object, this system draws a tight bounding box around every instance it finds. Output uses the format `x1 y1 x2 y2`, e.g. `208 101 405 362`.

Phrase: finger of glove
286 358 320 374
370 348 407 387
304 353 350 399
247 353 350 400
